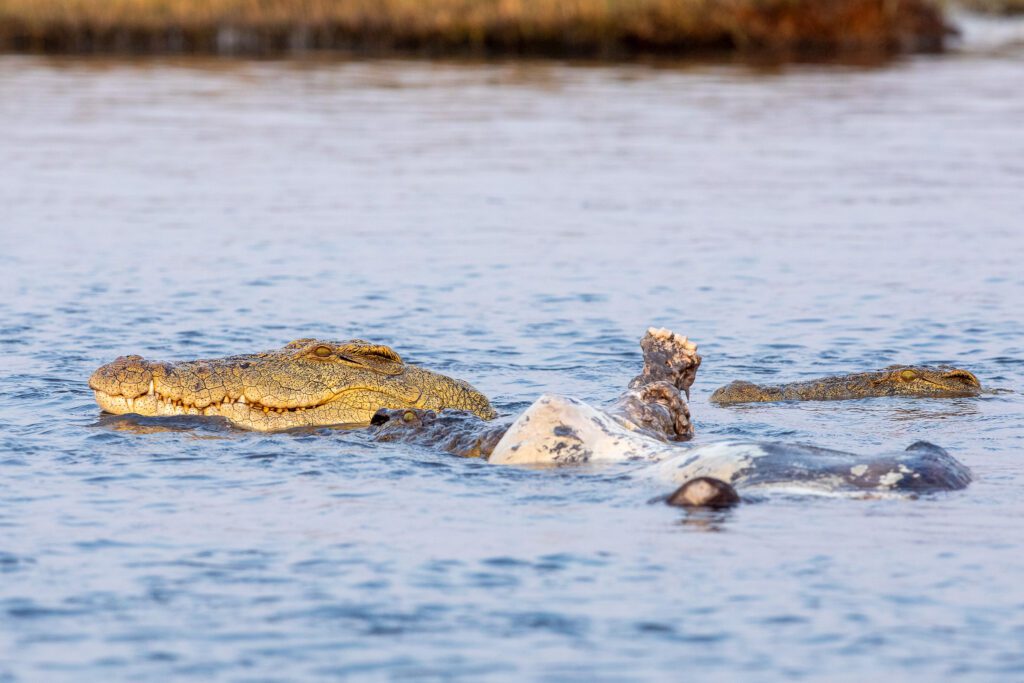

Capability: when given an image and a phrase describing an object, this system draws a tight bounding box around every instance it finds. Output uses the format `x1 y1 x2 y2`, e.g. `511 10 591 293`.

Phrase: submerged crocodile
89 338 495 431
710 366 981 404
91 330 974 505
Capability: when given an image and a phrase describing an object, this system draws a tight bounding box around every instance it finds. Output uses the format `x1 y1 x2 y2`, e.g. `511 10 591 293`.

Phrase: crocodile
710 366 981 404
372 329 973 504
89 338 495 431
90 330 975 506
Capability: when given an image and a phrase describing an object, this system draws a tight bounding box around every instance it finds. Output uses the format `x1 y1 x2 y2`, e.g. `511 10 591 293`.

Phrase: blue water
1 49 1023 681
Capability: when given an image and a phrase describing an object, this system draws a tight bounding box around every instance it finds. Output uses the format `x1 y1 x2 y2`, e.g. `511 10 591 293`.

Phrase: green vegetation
0 0 948 57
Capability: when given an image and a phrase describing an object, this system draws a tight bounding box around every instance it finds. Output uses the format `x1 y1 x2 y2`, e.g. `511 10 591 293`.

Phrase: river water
1 42 1023 682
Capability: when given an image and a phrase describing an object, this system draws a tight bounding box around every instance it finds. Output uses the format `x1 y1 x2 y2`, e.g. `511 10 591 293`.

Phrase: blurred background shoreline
0 0 996 59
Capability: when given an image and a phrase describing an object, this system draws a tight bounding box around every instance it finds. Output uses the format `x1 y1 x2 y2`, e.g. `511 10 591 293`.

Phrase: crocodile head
873 365 982 397
89 338 496 431
711 364 982 404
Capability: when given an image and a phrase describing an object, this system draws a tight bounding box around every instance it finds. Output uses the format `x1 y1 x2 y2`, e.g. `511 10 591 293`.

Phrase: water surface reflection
0 52 1023 681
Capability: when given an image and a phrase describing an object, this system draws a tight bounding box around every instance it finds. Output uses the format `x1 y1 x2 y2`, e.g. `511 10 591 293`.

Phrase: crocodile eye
312 345 333 358
900 369 917 381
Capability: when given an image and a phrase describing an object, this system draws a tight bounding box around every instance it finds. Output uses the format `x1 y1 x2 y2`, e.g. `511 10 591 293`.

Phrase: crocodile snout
89 355 158 399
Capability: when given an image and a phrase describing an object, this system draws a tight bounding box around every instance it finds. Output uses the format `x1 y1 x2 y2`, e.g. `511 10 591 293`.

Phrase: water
1 46 1023 681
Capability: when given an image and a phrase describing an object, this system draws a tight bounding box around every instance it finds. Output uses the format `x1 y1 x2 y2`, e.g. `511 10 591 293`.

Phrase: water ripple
0 53 1022 683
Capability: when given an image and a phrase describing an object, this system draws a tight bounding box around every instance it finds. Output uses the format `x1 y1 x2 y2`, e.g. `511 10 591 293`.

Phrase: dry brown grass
955 0 1024 13
0 0 948 56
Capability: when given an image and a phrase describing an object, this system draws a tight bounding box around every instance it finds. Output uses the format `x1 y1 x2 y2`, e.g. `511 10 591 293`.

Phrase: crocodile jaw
91 386 402 431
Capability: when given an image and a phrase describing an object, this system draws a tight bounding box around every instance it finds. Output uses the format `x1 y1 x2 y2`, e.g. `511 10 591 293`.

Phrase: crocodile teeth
134 389 317 415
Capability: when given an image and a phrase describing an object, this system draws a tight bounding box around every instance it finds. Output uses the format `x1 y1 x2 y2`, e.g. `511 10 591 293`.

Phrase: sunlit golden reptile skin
90 338 495 431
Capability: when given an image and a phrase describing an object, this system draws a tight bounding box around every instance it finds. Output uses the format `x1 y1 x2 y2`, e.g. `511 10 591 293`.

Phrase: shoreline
0 0 948 59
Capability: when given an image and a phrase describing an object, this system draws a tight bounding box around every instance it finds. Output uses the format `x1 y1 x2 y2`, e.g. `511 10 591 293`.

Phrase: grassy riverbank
0 0 948 57
957 0 1024 13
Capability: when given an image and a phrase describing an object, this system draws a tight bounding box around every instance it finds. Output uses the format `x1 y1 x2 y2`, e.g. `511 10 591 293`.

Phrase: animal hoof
665 477 740 509
632 328 702 396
